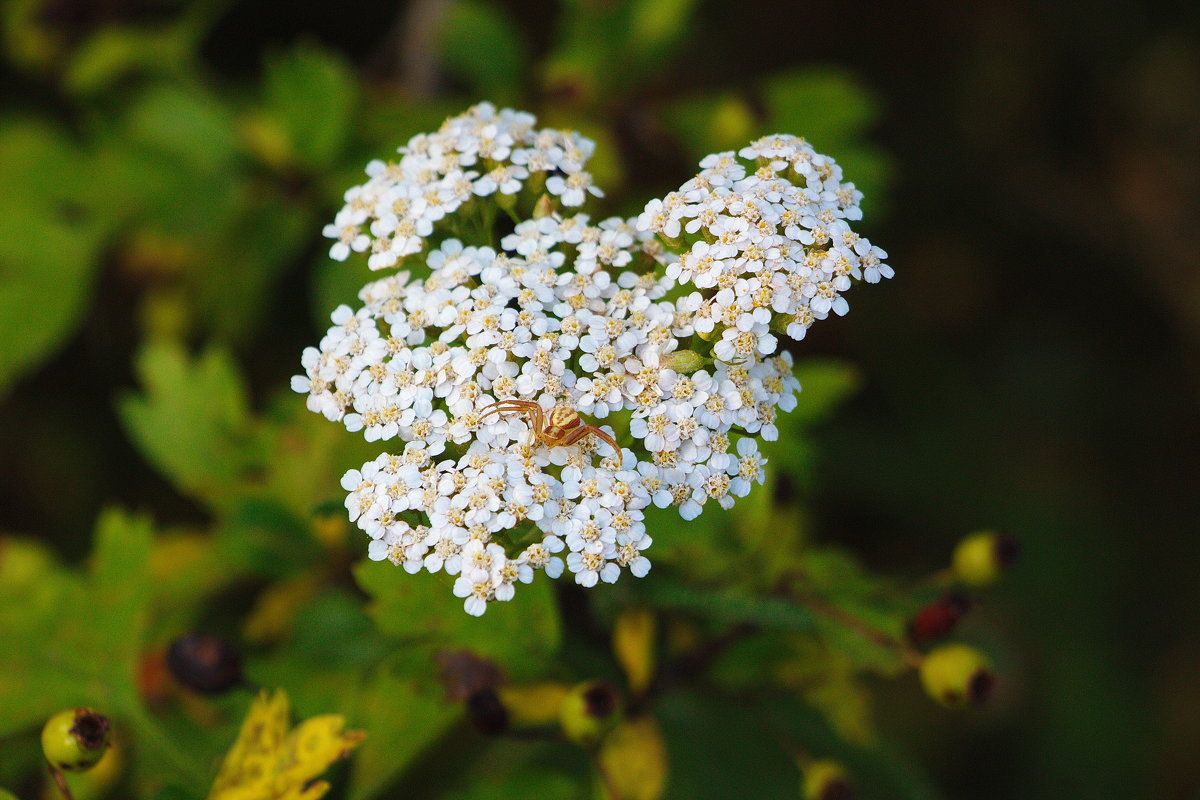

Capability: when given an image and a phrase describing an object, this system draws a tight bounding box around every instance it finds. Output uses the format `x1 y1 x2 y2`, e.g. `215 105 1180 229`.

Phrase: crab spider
479 400 619 454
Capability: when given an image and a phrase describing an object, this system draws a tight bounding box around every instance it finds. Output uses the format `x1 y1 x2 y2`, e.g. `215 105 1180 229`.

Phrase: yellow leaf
597 717 668 800
209 690 364 800
612 608 657 694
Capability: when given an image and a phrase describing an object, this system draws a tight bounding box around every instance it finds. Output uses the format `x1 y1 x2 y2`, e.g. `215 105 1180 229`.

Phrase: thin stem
49 766 74 800
793 591 923 669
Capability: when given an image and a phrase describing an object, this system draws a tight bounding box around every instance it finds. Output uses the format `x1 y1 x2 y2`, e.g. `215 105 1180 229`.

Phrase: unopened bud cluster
293 104 892 614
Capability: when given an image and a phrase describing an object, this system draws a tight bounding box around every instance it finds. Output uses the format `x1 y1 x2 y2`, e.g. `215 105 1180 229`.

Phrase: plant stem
49 766 74 800
793 591 923 669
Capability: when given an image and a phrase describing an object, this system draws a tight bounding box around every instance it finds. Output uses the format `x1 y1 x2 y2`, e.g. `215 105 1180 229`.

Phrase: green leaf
764 359 859 481
119 342 260 509
0 510 151 736
762 69 880 150
123 83 238 173
790 360 861 427
663 93 756 158
312 250 370 331
0 121 108 396
790 547 914 675
628 0 700 53
658 690 800 800
348 660 461 800
354 560 561 678
286 590 391 668
446 759 586 800
85 128 241 237
258 394 382 518
190 188 315 343
64 26 189 94
262 43 357 170
439 1 527 104
152 787 203 800
638 581 817 631
216 496 320 578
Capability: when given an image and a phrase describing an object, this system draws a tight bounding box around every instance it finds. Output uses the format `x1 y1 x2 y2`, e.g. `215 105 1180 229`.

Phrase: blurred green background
2 0 1198 798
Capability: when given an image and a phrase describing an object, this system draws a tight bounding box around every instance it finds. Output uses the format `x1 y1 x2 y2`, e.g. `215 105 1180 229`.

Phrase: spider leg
559 424 619 455
479 399 536 420
556 424 590 448
588 426 620 455
526 404 546 446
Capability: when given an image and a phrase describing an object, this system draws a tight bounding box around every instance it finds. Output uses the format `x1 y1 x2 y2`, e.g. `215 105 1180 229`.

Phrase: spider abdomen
548 408 582 429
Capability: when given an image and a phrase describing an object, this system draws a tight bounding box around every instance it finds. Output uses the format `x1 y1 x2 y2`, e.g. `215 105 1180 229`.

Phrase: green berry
952 531 1019 587
41 708 110 772
559 680 621 746
0 789 19 800
919 644 995 709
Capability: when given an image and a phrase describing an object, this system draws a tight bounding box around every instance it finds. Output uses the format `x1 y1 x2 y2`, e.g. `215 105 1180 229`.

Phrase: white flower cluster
295 106 889 615
638 136 891 351
322 102 602 268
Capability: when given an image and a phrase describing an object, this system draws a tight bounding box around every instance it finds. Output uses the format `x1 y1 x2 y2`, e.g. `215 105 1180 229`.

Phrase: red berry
907 591 972 646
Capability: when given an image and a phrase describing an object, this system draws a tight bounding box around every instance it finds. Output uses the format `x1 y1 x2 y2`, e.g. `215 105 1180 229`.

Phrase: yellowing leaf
597 717 668 800
208 690 364 800
613 608 657 694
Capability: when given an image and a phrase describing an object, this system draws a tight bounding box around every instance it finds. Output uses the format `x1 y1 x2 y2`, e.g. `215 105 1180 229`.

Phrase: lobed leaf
119 342 260 510
354 560 561 679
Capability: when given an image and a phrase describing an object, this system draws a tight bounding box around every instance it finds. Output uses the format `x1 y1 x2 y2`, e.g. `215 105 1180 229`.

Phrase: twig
49 766 75 800
794 591 923 669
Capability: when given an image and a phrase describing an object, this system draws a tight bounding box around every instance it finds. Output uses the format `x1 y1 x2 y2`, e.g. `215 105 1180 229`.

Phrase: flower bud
919 644 995 709
613 608 657 695
167 632 243 695
907 591 972 647
661 350 706 375
952 531 1020 587
802 760 855 800
559 680 621 746
596 717 668 800
533 193 555 219
41 709 110 772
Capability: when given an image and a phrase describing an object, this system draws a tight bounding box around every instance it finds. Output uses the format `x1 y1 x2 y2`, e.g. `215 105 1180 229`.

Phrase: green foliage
120 343 258 510
63 25 192 94
124 84 239 174
0 511 219 785
0 122 109 397
355 561 561 679
261 44 358 171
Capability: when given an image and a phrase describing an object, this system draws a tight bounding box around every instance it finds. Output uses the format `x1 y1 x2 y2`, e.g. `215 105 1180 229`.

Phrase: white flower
297 108 891 613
